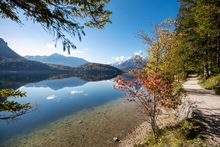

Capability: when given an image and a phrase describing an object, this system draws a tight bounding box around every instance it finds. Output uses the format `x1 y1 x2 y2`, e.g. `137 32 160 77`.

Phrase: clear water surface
0 74 142 146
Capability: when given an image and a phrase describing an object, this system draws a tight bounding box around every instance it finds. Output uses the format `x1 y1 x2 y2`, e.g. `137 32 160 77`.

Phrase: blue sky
0 0 179 64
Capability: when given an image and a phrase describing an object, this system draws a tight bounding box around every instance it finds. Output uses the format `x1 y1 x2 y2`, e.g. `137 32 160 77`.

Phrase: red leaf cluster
114 71 182 110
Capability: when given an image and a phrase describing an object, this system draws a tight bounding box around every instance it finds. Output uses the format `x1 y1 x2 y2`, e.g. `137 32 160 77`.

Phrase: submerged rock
113 137 120 142
78 120 83 124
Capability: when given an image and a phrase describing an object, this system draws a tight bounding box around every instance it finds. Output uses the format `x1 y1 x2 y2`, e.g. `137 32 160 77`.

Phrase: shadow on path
192 109 220 144
183 77 220 145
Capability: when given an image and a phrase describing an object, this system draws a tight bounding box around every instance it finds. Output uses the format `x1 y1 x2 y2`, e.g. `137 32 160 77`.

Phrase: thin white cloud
46 95 56 100
111 50 144 64
72 50 85 54
46 43 56 50
112 55 132 63
134 50 143 56
114 56 125 62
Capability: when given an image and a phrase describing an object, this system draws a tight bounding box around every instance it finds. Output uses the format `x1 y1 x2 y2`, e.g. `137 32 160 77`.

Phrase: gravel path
183 77 220 146
119 77 220 147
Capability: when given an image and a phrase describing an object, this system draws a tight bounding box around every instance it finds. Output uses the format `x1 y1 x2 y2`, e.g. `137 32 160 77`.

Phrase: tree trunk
151 93 159 140
151 117 158 139
204 49 209 79
204 36 210 79
217 32 220 72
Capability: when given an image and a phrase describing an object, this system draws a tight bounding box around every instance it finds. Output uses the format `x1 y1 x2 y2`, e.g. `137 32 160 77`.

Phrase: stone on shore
113 137 120 142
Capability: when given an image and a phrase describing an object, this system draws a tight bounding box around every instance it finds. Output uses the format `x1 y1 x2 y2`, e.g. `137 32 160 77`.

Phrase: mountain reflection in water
0 72 127 144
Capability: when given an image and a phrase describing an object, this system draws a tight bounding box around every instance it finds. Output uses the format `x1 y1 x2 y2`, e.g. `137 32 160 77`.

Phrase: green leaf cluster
0 0 111 53
176 0 220 79
0 88 26 99
0 89 32 120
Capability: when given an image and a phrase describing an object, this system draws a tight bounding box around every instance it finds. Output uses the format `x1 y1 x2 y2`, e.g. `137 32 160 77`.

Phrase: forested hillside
176 0 220 79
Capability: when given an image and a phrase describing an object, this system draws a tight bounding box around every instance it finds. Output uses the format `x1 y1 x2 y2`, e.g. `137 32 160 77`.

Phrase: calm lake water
0 74 142 146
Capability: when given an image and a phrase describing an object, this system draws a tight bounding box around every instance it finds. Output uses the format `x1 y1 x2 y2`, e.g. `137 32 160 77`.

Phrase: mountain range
0 38 74 73
25 53 89 67
0 38 123 80
113 55 146 70
0 38 25 60
25 77 87 90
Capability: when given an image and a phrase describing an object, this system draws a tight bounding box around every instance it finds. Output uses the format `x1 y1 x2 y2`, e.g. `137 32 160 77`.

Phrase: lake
0 74 142 147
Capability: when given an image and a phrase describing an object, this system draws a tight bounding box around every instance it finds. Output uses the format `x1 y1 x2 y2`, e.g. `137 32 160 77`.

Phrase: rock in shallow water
77 120 83 124
113 137 120 142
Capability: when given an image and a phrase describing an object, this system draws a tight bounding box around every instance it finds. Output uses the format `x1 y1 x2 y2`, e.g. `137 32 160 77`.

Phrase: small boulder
78 120 83 124
113 137 120 142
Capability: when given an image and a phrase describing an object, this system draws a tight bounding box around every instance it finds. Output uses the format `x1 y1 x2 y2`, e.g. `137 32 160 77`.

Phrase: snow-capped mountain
113 55 146 70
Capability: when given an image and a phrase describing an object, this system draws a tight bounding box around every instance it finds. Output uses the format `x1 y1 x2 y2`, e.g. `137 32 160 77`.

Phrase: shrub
114 71 185 139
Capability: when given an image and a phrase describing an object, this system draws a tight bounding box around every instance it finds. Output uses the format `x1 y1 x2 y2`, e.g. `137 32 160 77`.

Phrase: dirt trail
183 77 220 145
119 77 220 147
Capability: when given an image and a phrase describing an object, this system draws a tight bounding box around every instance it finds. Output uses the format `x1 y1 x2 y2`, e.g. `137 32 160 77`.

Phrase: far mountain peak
0 38 24 60
112 54 146 70
50 53 62 57
25 53 89 67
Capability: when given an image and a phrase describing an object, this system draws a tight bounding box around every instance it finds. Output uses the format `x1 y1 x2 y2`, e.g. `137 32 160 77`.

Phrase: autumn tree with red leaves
114 72 184 138
114 19 185 138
